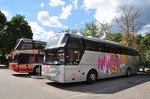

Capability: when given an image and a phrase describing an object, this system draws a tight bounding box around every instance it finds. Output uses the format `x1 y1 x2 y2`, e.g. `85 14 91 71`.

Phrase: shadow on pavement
46 74 150 94
0 66 9 69
12 73 31 78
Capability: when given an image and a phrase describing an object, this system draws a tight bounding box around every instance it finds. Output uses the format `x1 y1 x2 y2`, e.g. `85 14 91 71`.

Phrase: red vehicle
9 38 46 75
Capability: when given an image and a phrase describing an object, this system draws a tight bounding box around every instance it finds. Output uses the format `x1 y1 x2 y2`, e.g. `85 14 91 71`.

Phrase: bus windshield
46 33 68 48
44 49 65 65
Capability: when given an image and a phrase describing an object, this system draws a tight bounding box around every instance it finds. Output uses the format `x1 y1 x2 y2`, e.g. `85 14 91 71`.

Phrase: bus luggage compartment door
64 66 81 83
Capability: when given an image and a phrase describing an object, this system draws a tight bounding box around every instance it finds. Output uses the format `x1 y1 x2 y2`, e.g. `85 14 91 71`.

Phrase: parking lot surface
0 69 150 99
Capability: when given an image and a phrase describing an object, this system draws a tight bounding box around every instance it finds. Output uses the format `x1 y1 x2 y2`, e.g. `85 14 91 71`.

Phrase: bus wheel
28 72 33 75
126 68 131 77
87 69 97 84
33 65 41 75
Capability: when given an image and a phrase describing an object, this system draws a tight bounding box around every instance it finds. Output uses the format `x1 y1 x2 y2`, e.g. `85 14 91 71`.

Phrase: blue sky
1 0 150 41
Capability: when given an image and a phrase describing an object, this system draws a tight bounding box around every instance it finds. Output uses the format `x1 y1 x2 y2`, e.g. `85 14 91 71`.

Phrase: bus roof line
66 33 138 52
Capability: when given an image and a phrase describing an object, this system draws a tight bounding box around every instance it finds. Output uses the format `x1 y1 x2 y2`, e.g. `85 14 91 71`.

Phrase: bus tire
87 69 97 84
126 68 131 77
28 72 33 75
33 65 41 75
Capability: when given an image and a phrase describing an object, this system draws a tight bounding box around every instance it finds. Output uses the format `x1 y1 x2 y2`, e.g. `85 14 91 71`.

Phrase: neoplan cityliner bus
9 38 46 75
42 33 139 83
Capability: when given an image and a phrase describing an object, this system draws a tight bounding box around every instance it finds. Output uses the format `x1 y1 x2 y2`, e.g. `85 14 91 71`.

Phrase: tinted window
61 34 68 44
44 49 65 65
67 37 83 49
22 43 33 50
66 50 80 65
66 36 84 65
18 54 30 64
85 40 99 51
35 55 44 63
34 43 45 50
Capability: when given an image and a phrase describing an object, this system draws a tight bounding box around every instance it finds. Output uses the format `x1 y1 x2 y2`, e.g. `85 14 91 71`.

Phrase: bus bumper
42 71 64 83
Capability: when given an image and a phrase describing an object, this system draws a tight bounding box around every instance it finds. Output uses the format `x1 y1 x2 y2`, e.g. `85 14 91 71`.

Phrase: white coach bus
42 33 139 83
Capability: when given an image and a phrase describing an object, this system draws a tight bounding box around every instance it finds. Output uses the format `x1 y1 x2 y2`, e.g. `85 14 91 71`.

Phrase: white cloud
37 11 67 28
40 2 45 8
1 10 10 17
143 24 150 29
83 0 119 23
138 24 150 36
95 7 119 24
49 0 65 7
1 10 12 20
72 0 78 9
29 22 54 41
60 4 73 20
83 0 103 10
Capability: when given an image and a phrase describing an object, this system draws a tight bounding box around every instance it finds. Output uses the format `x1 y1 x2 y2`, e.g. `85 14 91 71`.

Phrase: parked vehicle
42 33 139 83
9 38 46 75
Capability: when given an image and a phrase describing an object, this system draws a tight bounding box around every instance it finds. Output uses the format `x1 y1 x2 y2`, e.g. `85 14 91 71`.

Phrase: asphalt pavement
0 69 150 99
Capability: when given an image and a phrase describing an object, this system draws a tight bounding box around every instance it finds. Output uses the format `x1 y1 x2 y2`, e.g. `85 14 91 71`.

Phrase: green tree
140 33 150 50
5 15 33 52
80 21 111 38
136 34 144 46
0 11 7 29
115 4 142 47
0 11 7 62
106 33 123 42
139 33 150 70
0 11 7 47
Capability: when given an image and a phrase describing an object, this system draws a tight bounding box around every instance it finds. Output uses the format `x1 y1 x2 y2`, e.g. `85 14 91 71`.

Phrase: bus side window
66 50 80 65
101 43 110 53
97 43 101 51
35 55 43 63
67 37 83 49
29 55 33 63
85 40 98 51
66 36 83 65
18 54 29 64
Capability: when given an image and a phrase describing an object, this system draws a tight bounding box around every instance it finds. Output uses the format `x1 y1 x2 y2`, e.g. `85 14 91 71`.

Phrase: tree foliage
0 11 7 60
5 15 33 52
0 11 7 44
0 12 33 63
138 33 150 68
115 4 142 47
80 21 111 38
0 11 7 29
140 33 150 50
106 33 123 42
136 34 144 46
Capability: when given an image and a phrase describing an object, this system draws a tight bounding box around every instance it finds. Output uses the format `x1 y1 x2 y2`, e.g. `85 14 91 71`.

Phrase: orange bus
9 38 46 75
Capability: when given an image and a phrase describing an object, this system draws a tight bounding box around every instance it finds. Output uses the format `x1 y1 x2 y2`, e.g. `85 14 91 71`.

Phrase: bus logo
43 65 50 73
98 54 127 74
